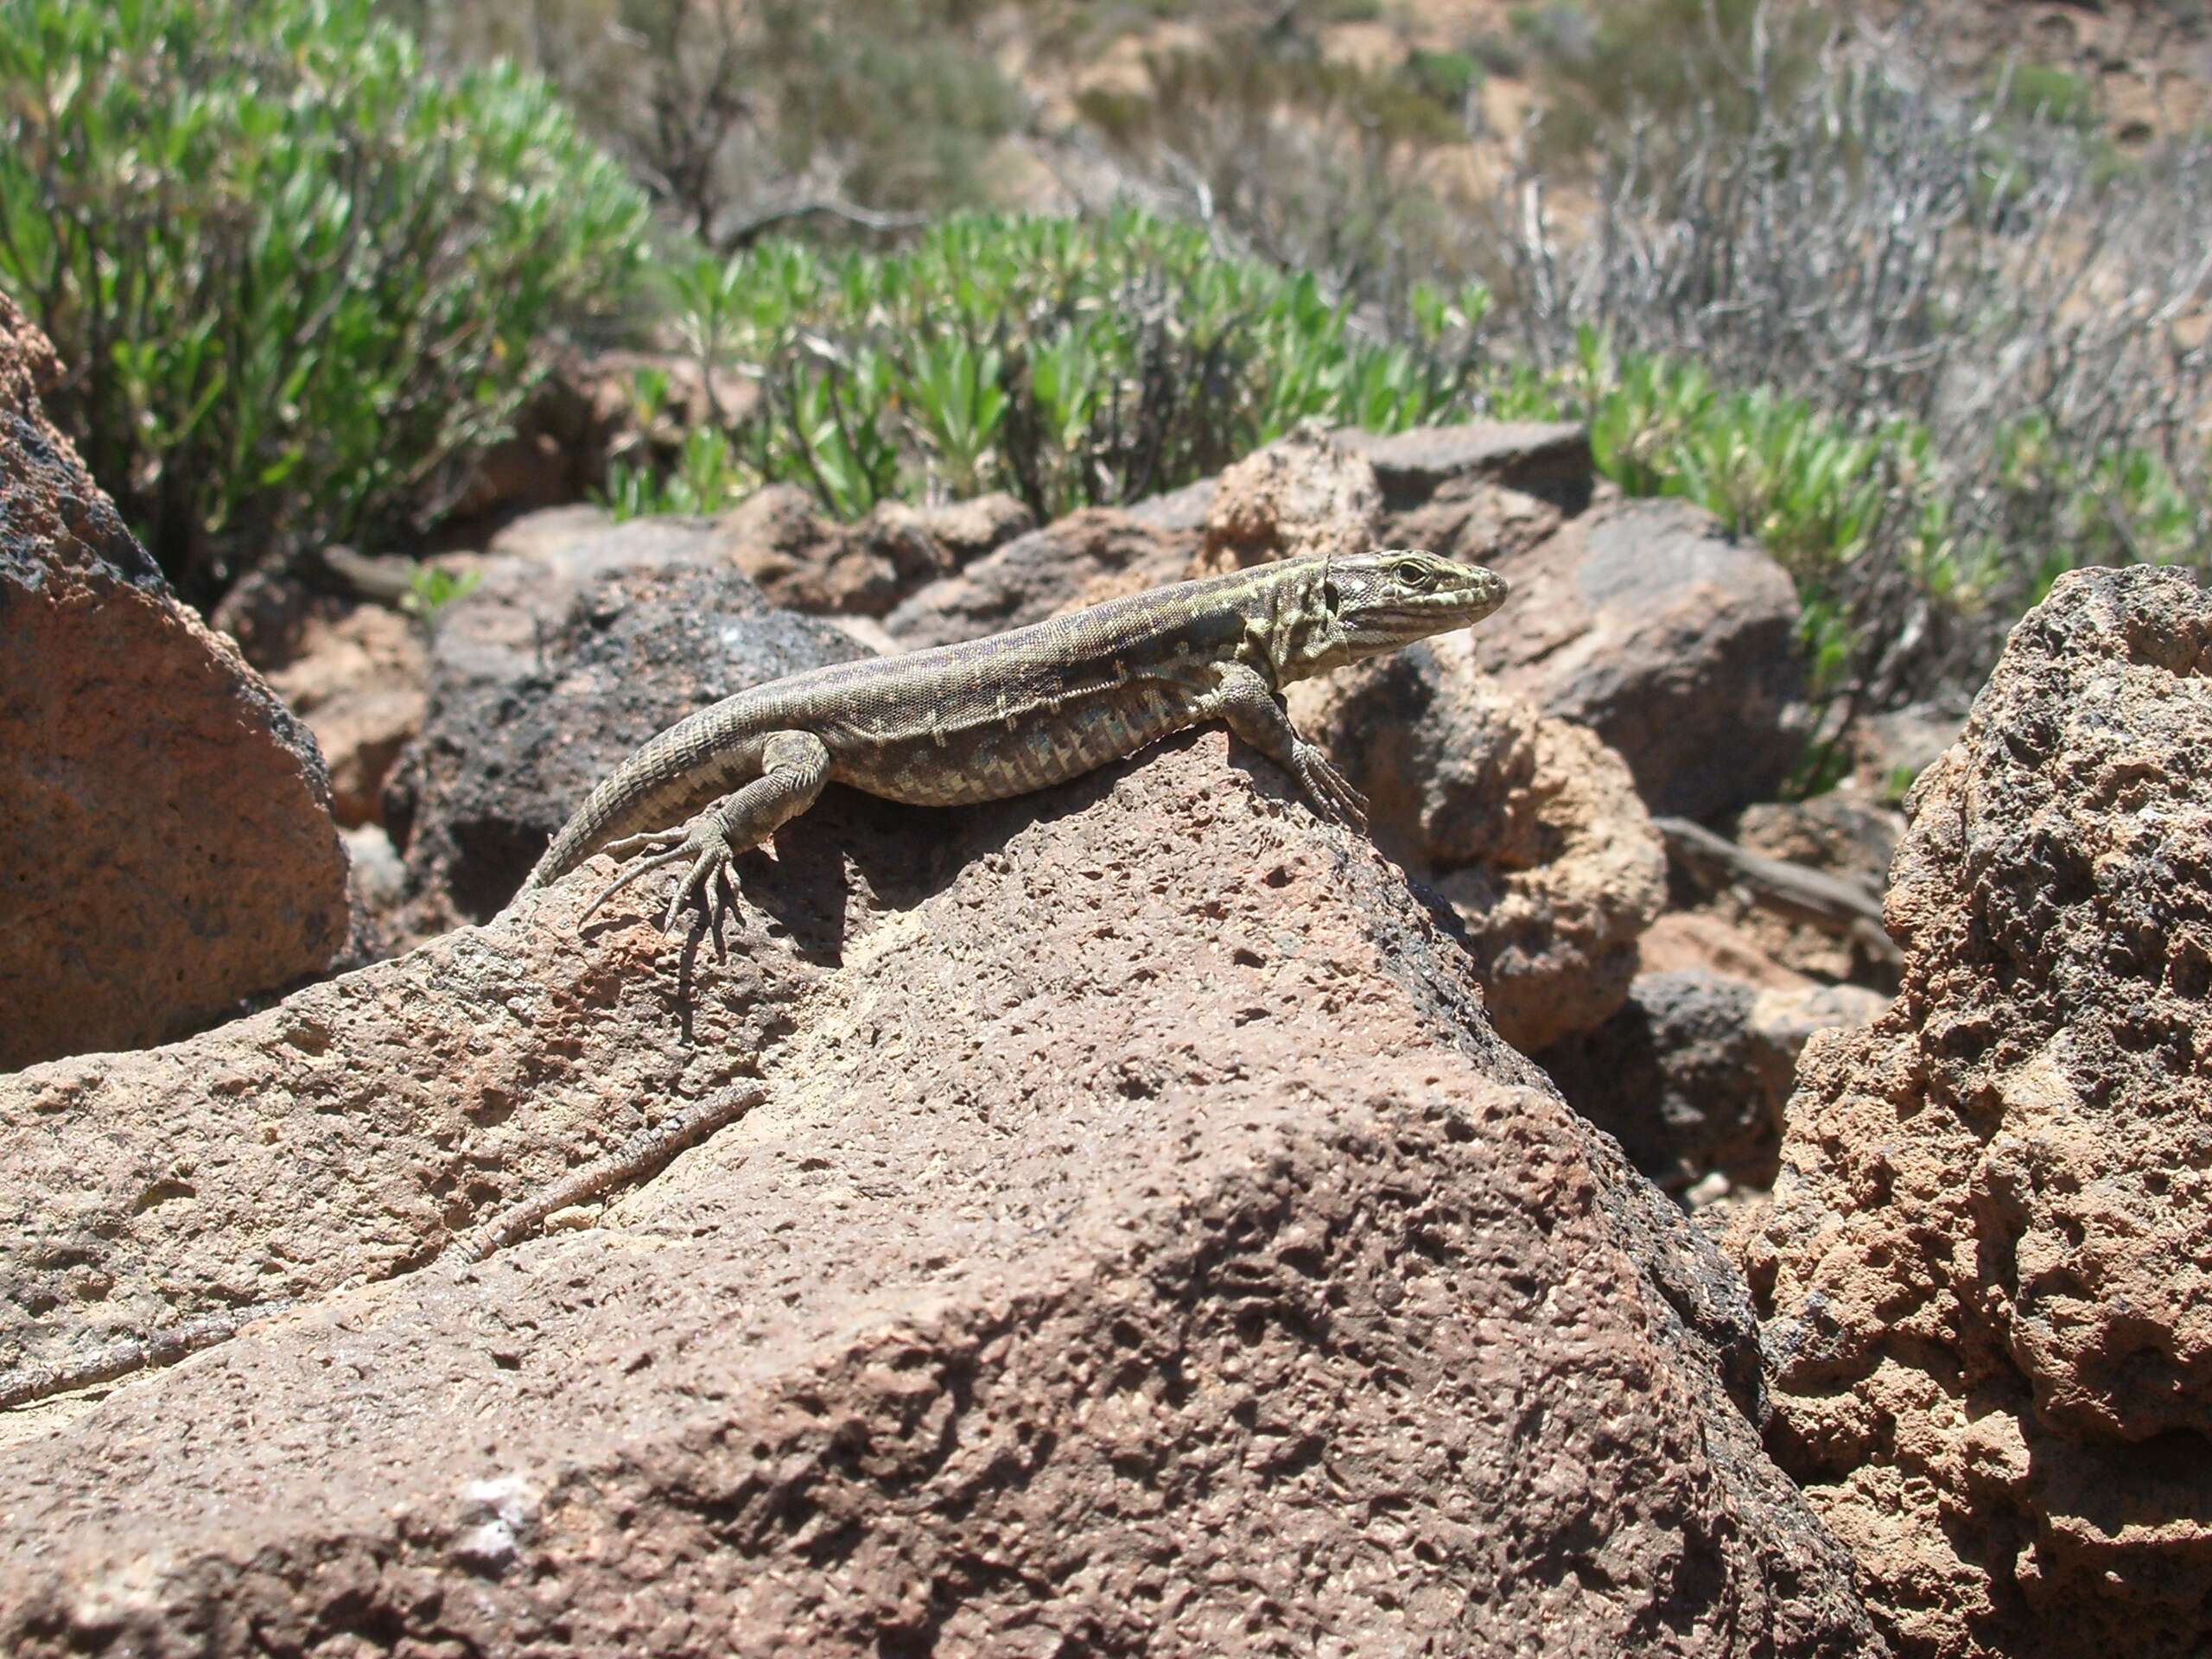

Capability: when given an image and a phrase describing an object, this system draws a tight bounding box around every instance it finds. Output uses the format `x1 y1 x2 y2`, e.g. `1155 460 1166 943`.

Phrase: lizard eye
1394 559 1431 589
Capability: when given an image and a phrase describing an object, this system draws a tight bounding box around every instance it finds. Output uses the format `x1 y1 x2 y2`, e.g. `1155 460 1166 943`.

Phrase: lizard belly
830 685 1201 807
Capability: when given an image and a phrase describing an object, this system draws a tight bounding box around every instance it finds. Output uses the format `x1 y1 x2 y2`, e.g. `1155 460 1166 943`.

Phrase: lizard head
1278 549 1509 677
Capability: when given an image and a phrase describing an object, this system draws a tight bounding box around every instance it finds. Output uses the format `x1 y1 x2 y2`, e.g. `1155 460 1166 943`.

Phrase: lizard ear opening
1321 581 1342 614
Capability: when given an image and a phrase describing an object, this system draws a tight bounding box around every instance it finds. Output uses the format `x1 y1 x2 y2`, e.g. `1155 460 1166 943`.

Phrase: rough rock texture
0 735 1880 1656
0 291 350 1071
1737 566 2212 1659
1288 632 1667 1052
383 518 867 934
883 505 1192 649
1474 495 1807 820
1195 422 1381 573
1541 973 1886 1198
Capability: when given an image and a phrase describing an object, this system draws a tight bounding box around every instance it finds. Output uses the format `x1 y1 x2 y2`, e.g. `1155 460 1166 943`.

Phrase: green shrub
1991 60 2098 131
0 0 654 603
618 210 1494 524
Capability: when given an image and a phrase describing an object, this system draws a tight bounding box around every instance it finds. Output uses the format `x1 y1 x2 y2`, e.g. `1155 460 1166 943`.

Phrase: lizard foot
658 814 747 942
573 811 746 942
1294 744 1370 834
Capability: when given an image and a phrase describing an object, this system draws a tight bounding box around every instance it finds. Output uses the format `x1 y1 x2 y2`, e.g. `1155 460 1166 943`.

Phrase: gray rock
883 505 1192 649
1541 972 1886 1194
1476 495 1808 819
383 518 868 932
1345 419 1594 512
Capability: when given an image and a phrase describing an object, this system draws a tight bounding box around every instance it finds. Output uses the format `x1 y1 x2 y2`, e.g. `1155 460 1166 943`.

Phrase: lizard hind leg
653 729 832 942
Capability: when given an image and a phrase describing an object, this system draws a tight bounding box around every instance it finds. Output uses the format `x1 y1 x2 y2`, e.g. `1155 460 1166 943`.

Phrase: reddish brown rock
1195 421 1381 573
1724 796 1908 988
249 601 427 829
0 292 350 1071
1475 494 1807 820
1737 566 2212 1658
715 481 849 606
1288 632 1667 1052
0 738 1881 1656
1638 911 1814 988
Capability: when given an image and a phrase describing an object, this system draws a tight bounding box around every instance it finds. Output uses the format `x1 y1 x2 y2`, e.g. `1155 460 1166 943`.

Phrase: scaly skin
520 549 1509 938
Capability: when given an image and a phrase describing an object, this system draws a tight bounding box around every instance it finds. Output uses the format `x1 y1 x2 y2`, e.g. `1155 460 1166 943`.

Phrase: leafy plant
0 0 654 605
1989 60 2098 132
398 563 482 636
626 211 1493 524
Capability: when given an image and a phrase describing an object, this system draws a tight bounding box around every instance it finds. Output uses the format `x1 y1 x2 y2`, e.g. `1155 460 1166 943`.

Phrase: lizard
519 548 1510 937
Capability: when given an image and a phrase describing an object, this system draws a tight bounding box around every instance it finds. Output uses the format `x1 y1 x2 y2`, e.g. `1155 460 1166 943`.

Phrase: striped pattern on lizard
519 548 1510 939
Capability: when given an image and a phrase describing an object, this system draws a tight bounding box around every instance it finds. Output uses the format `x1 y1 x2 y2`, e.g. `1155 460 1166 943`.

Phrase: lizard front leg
580 730 831 939
1208 664 1370 833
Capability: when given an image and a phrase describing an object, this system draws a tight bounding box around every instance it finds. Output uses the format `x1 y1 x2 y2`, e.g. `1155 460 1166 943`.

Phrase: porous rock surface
0 291 350 1070
1288 630 1668 1052
1737 566 2212 1658
0 738 1880 1656
383 518 868 935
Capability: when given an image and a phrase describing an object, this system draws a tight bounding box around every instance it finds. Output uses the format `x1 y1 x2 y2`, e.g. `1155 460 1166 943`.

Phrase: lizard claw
575 810 746 942
658 816 742 940
1294 745 1370 835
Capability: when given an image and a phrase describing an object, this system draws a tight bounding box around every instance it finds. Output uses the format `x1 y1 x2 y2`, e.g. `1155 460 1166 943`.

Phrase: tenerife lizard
522 549 1510 935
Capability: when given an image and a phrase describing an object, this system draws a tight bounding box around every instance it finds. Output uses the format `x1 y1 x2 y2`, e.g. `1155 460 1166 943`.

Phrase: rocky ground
2 286 2207 1656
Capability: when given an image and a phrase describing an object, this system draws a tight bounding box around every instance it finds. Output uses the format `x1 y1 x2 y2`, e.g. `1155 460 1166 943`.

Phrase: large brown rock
0 738 1882 1656
383 518 868 937
1473 494 1807 820
1289 632 1668 1052
1737 566 2212 1658
0 292 350 1071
